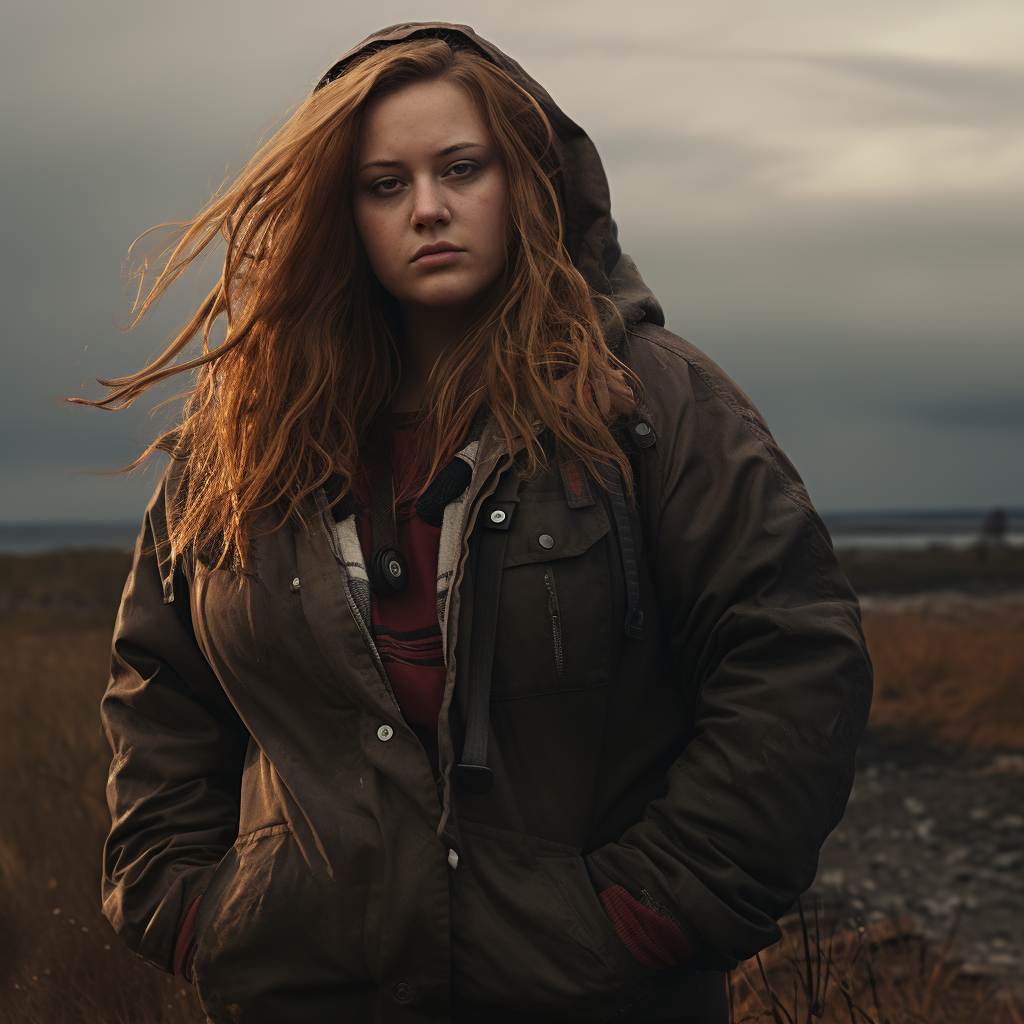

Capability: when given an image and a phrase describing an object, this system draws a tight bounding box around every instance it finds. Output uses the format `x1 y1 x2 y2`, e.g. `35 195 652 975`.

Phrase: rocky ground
809 724 1024 979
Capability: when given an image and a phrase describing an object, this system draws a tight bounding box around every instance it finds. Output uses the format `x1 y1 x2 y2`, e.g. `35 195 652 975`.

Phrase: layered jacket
100 22 873 1024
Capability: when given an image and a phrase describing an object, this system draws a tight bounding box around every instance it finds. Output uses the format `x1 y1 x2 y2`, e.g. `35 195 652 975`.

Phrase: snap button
377 725 394 742
538 534 555 549
635 421 651 435
490 509 506 524
387 558 402 579
290 576 300 591
448 849 459 869
393 982 413 1002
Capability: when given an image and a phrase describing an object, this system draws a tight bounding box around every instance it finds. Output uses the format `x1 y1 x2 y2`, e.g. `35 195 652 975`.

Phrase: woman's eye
372 177 401 194
448 162 475 178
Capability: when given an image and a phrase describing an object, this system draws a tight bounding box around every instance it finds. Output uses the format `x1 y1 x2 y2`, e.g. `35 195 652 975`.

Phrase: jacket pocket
491 496 613 701
191 825 370 1023
451 820 656 1020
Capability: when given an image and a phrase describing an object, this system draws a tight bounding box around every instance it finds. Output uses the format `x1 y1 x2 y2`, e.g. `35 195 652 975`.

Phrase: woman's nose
409 179 451 230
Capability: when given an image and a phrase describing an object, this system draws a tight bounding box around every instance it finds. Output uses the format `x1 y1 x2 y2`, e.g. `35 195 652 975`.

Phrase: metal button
635 421 651 436
447 849 459 870
387 559 402 578
377 725 394 742
538 534 555 549
290 576 300 591
393 982 413 1002
490 509 506 524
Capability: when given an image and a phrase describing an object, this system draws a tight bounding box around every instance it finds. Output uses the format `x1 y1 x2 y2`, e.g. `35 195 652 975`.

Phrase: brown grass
864 601 1024 750
0 624 205 1023
729 907 1024 1024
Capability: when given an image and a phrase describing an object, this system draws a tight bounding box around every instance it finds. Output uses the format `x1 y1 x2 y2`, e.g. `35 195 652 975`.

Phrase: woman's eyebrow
358 142 485 173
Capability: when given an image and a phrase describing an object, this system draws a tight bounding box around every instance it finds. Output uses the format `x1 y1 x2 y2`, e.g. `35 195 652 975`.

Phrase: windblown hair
71 38 642 570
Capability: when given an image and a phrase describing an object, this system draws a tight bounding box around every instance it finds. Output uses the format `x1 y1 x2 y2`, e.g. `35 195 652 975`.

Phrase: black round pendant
369 546 409 596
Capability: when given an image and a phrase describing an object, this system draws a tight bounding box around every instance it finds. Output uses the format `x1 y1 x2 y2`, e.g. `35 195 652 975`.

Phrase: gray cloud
898 397 1024 429
2 0 1022 520
792 53 1024 129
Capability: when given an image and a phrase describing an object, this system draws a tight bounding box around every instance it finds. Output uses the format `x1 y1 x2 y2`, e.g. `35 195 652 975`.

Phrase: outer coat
100 23 873 1024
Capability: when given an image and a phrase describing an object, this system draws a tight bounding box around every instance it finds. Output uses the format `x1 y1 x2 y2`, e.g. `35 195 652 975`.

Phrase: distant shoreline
0 523 140 555
1 508 1022 555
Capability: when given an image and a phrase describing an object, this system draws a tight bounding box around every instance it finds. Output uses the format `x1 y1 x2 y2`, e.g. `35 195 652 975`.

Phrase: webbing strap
456 465 522 794
596 462 644 639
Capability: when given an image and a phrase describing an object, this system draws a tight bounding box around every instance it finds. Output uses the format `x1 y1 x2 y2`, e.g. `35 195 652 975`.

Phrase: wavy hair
70 38 642 569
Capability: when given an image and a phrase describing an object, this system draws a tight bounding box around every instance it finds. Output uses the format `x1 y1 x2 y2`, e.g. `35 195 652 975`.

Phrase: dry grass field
729 911 1024 1023
863 599 1024 750
0 550 1022 1023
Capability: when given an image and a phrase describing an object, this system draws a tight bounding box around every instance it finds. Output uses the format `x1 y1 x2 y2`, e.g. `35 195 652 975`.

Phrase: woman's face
352 77 509 318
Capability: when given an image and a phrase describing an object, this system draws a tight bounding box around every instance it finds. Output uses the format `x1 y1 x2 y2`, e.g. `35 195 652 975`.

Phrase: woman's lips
413 249 464 266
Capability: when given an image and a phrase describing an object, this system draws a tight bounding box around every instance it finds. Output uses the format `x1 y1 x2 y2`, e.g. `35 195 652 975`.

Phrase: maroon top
352 413 448 729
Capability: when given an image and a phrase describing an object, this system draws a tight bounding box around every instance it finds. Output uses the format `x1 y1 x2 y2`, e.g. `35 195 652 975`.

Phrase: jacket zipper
543 567 564 677
316 498 401 712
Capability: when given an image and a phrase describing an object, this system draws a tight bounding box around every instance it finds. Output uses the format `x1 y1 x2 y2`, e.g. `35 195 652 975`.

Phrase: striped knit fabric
598 885 697 969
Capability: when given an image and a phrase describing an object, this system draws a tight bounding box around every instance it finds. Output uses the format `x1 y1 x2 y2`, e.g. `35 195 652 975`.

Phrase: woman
83 23 872 1024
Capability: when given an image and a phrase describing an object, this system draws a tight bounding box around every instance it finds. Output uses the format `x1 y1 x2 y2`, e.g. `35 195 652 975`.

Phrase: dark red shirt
353 413 448 729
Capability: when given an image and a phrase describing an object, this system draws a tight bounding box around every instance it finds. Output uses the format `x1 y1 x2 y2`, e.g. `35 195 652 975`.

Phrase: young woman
83 23 872 1024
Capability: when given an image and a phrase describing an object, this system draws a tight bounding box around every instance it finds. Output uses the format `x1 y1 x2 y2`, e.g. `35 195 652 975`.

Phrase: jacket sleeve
101 468 248 973
587 339 873 965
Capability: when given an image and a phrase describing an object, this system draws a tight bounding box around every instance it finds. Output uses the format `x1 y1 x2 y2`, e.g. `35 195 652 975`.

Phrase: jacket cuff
173 895 203 978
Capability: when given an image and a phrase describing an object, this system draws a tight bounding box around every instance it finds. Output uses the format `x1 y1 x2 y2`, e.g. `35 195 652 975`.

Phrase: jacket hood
315 22 665 342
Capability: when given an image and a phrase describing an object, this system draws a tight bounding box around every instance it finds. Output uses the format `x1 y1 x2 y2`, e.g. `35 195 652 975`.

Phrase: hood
315 22 665 343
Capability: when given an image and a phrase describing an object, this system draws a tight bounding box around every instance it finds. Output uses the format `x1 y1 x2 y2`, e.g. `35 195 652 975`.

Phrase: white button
377 725 394 742
538 534 555 549
490 509 506 524
448 849 459 870
290 576 300 591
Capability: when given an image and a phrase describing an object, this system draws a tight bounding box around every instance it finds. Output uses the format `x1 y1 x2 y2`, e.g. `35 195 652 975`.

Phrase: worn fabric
100 21 873 1024
351 417 697 967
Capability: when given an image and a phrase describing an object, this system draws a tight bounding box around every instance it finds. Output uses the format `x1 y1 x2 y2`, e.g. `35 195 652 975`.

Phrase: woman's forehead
358 79 489 165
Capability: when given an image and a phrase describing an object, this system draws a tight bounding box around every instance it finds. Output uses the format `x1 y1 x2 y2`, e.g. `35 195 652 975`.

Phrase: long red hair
70 38 642 569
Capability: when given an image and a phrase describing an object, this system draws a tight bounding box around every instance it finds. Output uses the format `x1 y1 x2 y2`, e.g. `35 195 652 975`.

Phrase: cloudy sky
2 0 1021 521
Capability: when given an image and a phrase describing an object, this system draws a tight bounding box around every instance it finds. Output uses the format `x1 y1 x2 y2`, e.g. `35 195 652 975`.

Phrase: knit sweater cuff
598 885 698 969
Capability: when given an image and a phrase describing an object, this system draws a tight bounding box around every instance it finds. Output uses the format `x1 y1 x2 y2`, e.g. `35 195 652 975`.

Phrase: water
0 523 140 555
823 509 1024 550
1 508 1021 554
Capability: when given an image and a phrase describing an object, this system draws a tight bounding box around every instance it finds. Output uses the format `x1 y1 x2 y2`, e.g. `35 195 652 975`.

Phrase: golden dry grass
729 910 1024 1024
0 624 206 1023
864 601 1024 750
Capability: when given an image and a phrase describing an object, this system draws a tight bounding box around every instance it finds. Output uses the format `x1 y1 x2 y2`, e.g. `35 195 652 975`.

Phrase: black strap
596 463 644 639
456 465 521 794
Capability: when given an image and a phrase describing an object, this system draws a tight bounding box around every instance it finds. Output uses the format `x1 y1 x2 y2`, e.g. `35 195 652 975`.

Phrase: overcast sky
2 0 1021 521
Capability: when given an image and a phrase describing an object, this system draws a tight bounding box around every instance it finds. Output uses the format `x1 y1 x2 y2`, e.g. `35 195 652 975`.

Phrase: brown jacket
100 23 872 1024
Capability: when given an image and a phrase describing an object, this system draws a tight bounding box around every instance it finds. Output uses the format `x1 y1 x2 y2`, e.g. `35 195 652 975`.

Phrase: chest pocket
492 494 613 701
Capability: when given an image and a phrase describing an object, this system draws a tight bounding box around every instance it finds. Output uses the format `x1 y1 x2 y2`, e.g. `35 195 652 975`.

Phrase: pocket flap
502 498 611 568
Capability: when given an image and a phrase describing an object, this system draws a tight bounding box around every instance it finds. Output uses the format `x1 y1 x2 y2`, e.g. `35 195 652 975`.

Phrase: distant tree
981 507 1008 544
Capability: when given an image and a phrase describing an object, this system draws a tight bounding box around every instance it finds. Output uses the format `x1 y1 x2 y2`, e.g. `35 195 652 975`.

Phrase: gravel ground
809 725 1024 978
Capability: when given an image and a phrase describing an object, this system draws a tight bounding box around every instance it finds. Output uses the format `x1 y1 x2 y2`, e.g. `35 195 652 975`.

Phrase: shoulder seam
625 324 817 522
